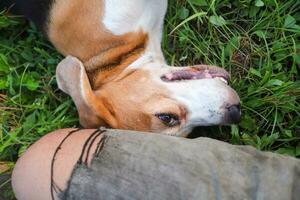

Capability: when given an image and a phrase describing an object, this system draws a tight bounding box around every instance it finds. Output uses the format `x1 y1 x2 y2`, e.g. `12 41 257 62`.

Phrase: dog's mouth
161 65 230 84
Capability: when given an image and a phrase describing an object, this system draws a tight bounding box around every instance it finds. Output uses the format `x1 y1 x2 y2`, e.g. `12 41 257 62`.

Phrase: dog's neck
84 32 166 90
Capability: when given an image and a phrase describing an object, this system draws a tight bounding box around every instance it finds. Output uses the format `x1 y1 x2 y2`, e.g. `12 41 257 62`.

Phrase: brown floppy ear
56 56 117 128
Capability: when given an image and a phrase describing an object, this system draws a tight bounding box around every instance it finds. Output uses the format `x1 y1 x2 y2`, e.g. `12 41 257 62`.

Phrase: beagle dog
4 0 241 136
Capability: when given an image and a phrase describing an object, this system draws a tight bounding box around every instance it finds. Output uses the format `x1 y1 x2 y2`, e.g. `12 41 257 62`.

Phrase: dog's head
57 56 240 136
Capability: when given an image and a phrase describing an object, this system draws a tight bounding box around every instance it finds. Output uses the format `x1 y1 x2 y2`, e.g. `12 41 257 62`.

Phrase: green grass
0 0 300 198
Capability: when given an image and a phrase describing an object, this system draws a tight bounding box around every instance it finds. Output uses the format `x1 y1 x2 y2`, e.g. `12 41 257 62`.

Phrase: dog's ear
56 56 117 128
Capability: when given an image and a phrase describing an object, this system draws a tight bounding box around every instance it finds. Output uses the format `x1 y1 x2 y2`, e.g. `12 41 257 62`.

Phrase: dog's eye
155 113 180 127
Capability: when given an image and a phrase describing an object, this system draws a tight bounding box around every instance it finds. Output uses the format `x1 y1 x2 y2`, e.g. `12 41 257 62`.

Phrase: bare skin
12 129 104 200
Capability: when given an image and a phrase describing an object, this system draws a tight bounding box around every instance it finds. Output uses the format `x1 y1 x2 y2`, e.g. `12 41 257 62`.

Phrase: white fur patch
147 67 240 134
103 0 167 35
103 0 167 62
167 79 229 126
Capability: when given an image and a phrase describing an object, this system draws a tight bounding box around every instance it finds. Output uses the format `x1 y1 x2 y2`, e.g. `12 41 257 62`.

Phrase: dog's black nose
227 104 241 123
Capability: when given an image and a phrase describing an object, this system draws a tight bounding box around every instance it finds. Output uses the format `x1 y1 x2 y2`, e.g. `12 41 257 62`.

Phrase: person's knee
12 128 100 200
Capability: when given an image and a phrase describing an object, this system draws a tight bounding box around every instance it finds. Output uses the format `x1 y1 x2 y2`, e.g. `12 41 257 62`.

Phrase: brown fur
48 0 148 88
97 70 185 132
86 33 148 89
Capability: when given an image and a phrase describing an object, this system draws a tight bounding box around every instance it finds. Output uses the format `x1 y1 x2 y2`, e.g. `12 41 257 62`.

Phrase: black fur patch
1 0 54 34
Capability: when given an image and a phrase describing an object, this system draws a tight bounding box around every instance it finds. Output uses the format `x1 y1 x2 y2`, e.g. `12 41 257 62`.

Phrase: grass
0 0 300 198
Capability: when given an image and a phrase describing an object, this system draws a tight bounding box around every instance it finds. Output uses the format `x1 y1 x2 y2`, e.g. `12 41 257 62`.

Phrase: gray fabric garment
62 129 300 200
